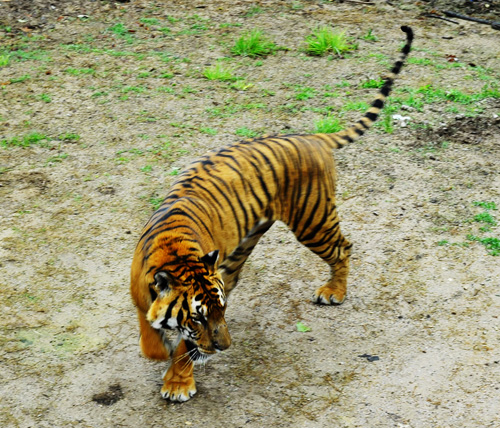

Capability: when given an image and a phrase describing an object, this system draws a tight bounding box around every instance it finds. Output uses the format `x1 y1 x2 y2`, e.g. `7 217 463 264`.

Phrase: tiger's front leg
137 309 170 360
161 339 196 402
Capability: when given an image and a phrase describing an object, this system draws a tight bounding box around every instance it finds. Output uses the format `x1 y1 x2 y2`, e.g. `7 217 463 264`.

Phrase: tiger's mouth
184 339 214 363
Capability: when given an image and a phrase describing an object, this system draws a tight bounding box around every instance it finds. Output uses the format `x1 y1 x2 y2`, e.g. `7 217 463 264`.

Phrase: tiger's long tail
319 25 414 148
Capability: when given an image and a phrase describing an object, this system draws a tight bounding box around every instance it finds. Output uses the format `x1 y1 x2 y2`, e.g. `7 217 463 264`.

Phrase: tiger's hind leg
296 206 352 305
312 234 351 305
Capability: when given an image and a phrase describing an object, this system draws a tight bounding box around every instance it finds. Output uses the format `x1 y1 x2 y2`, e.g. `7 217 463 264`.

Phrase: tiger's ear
200 250 219 273
154 271 174 291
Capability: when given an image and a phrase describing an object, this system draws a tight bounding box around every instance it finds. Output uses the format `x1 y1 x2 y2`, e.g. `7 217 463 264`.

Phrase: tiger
130 26 414 402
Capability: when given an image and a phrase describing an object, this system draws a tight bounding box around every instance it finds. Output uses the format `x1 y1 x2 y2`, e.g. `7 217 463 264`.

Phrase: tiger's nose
213 338 231 351
213 324 231 351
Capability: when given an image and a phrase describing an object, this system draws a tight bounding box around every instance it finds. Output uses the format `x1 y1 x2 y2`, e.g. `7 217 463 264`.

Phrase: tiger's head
146 250 231 362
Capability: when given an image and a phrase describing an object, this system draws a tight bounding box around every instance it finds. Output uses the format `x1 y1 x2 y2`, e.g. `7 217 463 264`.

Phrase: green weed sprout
468 235 500 256
203 63 237 82
305 27 356 56
231 30 277 58
0 54 10 67
235 127 259 138
314 115 343 133
362 29 378 42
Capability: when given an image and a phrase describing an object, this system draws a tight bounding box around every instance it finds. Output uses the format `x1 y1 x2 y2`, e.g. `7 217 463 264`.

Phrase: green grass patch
467 235 500 256
294 86 316 100
362 29 378 42
314 115 343 133
381 113 394 134
335 80 351 88
179 23 208 36
205 102 266 118
220 23 242 29
1 132 49 148
360 79 384 89
230 81 253 91
416 83 500 105
473 201 497 210
231 30 278 58
323 90 341 98
341 101 369 112
158 27 172 35
10 74 31 83
0 54 9 67
245 6 263 17
169 167 180 176
61 43 93 54
389 92 425 112
464 201 499 254
372 103 399 134
140 18 161 26
149 196 164 211
305 27 356 56
120 85 147 94
45 153 68 165
39 93 52 103
296 321 312 332
108 23 135 43
5 49 51 62
182 86 197 94
235 127 259 138
199 127 218 136
157 86 175 94
65 67 96 76
1 132 80 148
473 212 497 226
58 133 80 142
203 63 237 81
408 57 434 67
367 53 389 66
92 90 109 98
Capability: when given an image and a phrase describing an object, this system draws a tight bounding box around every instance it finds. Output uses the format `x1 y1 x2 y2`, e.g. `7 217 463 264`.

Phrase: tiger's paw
313 284 346 305
161 373 196 402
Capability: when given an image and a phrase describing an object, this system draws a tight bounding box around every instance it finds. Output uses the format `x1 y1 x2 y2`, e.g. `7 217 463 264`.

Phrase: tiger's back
134 132 342 298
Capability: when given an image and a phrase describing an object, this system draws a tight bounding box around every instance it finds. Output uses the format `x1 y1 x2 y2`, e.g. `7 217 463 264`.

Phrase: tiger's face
146 250 231 362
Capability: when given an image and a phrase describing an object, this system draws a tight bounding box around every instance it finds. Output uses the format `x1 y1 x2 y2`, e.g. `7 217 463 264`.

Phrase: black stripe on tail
320 26 414 148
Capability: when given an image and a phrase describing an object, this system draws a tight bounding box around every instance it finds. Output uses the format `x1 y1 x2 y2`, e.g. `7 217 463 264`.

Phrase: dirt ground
1 0 499 427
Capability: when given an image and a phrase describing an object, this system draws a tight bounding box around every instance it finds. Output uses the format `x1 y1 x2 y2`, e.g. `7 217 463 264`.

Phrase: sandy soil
1 1 499 427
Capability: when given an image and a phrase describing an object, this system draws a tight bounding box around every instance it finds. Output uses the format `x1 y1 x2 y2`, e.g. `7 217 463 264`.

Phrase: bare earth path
1 1 499 427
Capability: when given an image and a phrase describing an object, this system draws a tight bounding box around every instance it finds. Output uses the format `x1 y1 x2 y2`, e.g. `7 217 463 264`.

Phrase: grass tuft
473 201 497 211
305 27 356 56
467 235 500 256
362 29 378 42
0 54 10 67
231 30 278 58
314 115 343 133
360 79 384 89
108 23 135 43
473 212 497 226
1 133 49 148
235 127 259 138
203 63 237 81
